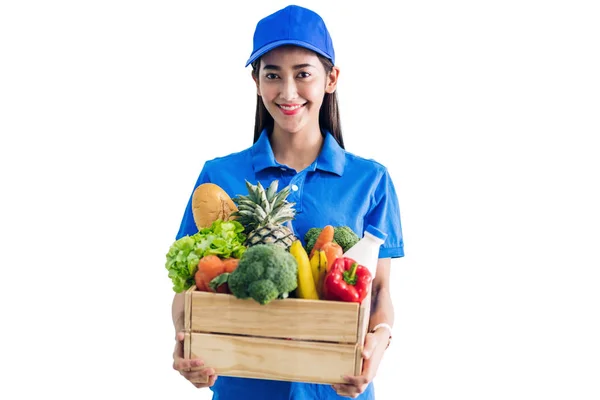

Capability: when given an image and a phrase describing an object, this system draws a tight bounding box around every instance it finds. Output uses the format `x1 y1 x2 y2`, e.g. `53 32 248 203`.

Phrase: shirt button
280 167 286 171
291 184 299 191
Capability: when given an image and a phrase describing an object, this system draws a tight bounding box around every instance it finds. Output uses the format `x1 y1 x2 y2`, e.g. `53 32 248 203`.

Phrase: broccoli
227 244 298 305
304 226 360 254
303 227 323 255
333 226 360 252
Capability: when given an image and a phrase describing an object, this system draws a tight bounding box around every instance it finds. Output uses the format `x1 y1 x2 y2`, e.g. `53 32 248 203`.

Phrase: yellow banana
310 251 321 289
316 249 328 297
290 240 319 300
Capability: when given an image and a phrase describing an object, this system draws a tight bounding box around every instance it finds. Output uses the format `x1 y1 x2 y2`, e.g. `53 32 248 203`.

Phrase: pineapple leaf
256 181 271 215
236 210 256 217
245 180 259 204
266 180 278 201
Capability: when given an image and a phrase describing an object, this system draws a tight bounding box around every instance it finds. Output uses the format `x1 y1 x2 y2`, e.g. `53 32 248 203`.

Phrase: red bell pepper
324 257 372 303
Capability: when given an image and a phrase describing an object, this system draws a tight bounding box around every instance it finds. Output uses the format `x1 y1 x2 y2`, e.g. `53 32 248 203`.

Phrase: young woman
171 5 404 399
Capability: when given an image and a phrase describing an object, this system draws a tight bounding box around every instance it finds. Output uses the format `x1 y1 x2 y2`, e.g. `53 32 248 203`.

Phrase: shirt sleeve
175 164 211 240
365 167 405 259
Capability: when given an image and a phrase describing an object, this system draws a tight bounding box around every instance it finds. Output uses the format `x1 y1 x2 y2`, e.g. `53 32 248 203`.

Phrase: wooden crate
183 286 371 385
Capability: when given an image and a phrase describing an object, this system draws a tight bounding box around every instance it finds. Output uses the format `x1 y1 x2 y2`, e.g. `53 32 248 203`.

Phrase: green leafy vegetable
165 220 247 293
227 244 298 305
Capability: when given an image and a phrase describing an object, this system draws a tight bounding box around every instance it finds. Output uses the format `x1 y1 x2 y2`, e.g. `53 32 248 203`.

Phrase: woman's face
254 46 338 136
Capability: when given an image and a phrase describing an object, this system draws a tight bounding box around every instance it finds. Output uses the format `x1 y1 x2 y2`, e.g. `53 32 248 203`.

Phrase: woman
171 5 404 399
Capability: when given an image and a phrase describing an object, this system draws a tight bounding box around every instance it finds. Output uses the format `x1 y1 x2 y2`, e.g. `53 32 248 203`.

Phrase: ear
325 66 340 94
251 71 261 96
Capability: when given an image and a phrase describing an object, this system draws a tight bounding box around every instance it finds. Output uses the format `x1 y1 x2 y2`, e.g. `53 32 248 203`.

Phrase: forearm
367 258 394 331
368 284 394 331
172 293 185 333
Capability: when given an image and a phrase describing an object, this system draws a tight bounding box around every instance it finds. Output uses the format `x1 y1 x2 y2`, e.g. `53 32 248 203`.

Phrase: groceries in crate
304 225 360 255
323 257 372 303
342 224 388 280
195 255 239 293
164 219 247 293
219 243 299 304
309 248 328 296
231 180 297 250
289 240 319 300
165 179 378 305
192 183 239 229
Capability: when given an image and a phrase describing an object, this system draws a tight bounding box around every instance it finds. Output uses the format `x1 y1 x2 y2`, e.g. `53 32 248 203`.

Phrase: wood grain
354 290 372 375
190 333 356 384
190 291 360 343
184 286 194 359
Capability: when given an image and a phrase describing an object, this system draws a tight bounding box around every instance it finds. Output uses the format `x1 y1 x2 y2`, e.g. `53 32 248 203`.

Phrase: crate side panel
190 291 359 343
190 333 355 384
354 291 371 375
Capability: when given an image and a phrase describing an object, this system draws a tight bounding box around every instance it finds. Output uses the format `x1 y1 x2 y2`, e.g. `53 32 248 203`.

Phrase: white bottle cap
365 225 387 241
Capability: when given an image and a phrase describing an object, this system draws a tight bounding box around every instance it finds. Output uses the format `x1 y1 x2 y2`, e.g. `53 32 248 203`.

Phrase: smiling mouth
278 104 305 110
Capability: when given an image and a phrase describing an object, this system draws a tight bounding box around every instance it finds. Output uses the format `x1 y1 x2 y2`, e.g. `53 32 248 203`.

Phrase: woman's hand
172 331 218 388
331 330 388 398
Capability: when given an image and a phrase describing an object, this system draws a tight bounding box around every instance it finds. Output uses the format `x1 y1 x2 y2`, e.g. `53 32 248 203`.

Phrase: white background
1 1 599 399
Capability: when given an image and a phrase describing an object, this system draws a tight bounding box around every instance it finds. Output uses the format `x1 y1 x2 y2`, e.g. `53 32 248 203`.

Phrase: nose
280 78 298 101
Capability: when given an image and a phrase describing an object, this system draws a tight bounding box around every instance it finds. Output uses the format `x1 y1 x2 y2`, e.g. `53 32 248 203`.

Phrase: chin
275 122 305 135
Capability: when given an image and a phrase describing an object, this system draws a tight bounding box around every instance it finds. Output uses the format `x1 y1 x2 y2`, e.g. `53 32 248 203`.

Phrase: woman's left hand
331 330 388 398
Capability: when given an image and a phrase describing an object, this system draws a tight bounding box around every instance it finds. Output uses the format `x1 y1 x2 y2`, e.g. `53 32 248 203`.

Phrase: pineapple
231 180 297 250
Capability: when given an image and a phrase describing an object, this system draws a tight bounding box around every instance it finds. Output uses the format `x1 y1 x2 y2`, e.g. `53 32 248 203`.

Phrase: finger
176 331 185 342
187 370 216 385
342 374 369 387
182 367 215 382
331 384 359 398
174 358 204 372
336 383 367 398
191 374 218 388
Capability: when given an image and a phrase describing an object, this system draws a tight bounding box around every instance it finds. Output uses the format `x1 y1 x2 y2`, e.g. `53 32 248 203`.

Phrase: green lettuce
165 220 247 293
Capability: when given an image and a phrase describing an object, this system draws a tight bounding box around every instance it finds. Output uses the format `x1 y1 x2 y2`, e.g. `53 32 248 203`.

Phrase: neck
270 125 324 172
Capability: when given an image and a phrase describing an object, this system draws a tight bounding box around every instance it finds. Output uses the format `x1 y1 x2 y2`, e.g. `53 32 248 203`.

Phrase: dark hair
251 53 344 149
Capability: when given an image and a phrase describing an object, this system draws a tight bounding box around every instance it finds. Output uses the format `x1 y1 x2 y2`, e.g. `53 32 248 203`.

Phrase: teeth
280 104 302 110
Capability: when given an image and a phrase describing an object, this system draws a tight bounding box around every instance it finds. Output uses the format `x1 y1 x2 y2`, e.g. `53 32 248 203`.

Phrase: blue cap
245 5 335 67
366 225 388 241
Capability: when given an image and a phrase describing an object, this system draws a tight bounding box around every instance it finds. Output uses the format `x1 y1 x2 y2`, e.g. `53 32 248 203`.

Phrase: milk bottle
342 225 387 280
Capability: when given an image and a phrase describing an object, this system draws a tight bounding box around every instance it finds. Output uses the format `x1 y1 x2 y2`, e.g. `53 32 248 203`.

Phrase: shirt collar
251 129 279 173
251 128 345 176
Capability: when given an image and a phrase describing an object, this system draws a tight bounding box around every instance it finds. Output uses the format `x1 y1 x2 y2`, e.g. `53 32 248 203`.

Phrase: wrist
370 322 393 349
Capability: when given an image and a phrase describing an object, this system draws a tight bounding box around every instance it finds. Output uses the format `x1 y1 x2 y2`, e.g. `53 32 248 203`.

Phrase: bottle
342 225 387 280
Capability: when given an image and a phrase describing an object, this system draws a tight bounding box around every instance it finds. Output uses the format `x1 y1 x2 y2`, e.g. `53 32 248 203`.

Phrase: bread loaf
191 183 238 229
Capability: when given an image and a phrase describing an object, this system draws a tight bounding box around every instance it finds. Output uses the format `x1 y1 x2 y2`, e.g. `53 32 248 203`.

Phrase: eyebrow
262 63 316 70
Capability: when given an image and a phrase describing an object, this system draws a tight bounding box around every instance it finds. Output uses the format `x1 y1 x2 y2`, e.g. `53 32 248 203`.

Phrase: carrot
320 242 343 270
309 225 335 258
195 277 208 292
222 258 239 274
211 257 239 293
195 255 225 292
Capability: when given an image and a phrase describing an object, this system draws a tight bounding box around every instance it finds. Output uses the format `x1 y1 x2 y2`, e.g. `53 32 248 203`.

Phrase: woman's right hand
172 331 218 388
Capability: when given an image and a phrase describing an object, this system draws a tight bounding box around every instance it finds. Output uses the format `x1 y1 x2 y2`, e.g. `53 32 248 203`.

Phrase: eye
297 71 311 78
265 73 279 79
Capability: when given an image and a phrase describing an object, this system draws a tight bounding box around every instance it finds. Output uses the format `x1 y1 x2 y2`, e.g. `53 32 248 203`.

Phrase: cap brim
245 39 333 67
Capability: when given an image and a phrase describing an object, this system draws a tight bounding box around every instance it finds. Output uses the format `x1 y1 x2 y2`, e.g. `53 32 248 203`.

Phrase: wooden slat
183 286 195 360
190 291 360 343
190 333 356 384
354 290 372 375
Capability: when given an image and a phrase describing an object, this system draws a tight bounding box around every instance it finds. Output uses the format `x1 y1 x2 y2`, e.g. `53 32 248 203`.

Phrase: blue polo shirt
176 129 404 400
